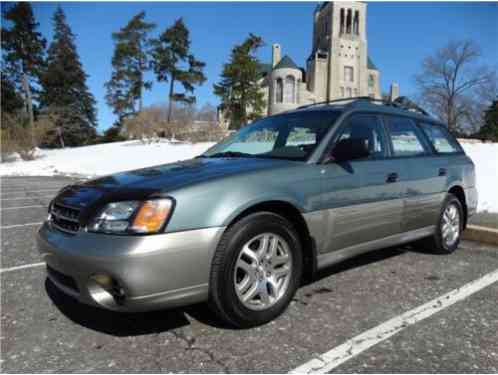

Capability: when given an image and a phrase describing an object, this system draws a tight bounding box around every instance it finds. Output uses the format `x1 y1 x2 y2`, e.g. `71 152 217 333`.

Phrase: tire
208 212 303 328
418 193 464 254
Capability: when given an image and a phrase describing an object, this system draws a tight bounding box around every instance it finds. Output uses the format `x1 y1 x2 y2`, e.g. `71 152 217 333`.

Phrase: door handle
438 168 447 176
386 172 399 183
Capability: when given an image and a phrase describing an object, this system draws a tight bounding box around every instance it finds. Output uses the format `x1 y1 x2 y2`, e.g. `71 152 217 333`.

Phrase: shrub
1 112 57 161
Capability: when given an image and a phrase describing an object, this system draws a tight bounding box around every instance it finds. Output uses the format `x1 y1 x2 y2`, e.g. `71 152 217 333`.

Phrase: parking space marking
0 205 46 211
1 188 60 195
0 262 45 274
1 195 54 201
0 222 43 229
290 268 498 374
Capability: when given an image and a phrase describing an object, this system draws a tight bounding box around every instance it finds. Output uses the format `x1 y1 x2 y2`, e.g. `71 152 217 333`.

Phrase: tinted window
386 116 429 157
336 114 386 158
419 123 462 154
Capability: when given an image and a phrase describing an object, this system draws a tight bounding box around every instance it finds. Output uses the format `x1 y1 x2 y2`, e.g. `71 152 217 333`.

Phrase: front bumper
37 222 226 312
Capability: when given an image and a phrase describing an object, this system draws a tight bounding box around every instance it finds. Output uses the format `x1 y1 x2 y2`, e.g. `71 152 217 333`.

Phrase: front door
319 113 404 253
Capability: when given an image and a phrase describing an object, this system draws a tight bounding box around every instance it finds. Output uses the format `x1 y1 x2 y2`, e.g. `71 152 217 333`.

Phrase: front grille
47 265 79 293
50 202 81 234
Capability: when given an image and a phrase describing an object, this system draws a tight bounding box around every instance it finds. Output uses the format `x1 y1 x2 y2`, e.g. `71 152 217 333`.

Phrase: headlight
88 199 173 234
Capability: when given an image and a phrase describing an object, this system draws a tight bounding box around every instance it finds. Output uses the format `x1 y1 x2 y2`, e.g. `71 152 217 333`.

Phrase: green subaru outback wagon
38 97 477 327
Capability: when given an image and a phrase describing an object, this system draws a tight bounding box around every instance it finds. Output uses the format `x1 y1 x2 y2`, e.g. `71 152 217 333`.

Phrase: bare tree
415 40 497 133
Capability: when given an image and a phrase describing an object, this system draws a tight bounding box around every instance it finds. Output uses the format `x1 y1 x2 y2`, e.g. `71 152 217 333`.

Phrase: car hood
55 157 299 209
87 157 298 189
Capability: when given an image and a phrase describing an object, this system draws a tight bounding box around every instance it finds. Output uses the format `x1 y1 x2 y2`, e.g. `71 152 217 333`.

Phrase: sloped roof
257 62 273 78
367 57 378 70
273 55 299 70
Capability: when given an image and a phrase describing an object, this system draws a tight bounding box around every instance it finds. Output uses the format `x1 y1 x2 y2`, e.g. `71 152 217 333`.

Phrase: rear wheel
209 212 302 328
418 193 463 254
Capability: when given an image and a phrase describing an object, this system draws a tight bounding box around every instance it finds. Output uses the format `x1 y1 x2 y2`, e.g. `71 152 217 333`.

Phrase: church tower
307 2 380 101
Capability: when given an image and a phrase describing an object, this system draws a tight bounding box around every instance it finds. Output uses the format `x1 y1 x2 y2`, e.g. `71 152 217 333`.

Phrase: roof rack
297 96 429 117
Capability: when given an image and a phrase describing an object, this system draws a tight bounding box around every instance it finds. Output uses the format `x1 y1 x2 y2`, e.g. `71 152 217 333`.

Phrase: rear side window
336 114 387 159
419 122 462 154
385 116 430 157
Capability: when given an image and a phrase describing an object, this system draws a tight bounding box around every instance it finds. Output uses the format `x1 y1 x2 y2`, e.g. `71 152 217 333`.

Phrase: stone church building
219 1 397 127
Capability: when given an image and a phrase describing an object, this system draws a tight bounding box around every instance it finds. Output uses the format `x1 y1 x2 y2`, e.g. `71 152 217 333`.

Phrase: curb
463 225 498 246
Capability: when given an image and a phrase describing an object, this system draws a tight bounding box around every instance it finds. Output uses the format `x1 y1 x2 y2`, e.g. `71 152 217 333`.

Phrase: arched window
275 78 283 103
368 74 375 88
284 76 296 103
354 11 360 35
340 9 345 34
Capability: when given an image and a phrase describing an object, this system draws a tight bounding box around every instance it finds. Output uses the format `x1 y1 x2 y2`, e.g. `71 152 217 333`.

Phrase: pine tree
1 2 46 144
39 7 97 146
1 71 24 120
151 18 206 123
478 99 498 142
105 11 155 122
213 34 265 129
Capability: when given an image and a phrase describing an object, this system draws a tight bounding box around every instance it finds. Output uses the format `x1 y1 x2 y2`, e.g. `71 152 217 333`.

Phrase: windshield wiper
204 151 255 159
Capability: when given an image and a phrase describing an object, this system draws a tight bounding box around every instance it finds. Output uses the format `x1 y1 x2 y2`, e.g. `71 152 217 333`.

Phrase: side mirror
328 138 370 163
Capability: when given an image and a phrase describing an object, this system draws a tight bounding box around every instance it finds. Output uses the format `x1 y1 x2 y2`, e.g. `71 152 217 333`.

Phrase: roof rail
297 96 429 116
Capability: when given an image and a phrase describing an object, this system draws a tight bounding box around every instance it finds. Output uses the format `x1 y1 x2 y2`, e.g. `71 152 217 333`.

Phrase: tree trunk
57 127 65 148
138 75 143 113
167 76 175 124
447 97 455 131
21 73 35 147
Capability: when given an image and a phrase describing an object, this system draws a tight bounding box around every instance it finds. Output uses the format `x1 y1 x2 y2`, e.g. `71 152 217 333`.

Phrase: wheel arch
224 199 317 283
448 184 468 228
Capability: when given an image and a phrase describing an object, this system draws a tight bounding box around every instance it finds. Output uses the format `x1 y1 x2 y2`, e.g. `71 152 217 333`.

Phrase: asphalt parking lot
1 176 498 373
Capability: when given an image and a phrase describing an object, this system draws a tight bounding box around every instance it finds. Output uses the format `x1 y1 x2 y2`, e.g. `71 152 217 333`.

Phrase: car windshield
203 110 341 161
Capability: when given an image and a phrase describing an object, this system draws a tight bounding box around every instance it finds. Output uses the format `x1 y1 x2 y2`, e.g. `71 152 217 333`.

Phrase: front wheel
418 193 464 254
208 212 302 328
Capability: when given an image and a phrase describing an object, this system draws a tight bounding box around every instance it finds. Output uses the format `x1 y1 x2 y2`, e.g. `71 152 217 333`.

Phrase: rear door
383 116 444 232
319 113 404 253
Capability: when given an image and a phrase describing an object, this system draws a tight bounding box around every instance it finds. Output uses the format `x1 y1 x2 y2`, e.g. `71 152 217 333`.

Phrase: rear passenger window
419 123 462 154
336 114 386 159
385 116 429 157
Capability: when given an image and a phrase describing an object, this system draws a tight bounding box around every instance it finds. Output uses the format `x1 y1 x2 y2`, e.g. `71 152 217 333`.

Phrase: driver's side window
336 114 386 159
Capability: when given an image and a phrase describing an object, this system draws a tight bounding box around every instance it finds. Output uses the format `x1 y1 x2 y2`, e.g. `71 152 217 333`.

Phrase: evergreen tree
151 18 206 123
1 2 46 143
39 7 97 146
105 11 155 122
213 34 265 129
1 71 24 120
478 99 498 141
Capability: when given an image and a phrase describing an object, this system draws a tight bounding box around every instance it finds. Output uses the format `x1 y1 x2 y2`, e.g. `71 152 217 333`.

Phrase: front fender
165 166 322 233
219 194 306 227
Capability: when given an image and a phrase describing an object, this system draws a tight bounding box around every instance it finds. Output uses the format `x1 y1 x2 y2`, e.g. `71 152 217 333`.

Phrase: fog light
88 274 125 307
91 274 113 289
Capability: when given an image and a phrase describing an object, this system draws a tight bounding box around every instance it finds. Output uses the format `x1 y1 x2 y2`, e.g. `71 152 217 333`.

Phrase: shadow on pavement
312 246 406 283
46 245 414 336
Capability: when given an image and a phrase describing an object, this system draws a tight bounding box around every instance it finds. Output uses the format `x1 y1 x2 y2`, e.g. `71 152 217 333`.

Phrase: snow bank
0 140 214 178
461 143 498 213
1 139 497 212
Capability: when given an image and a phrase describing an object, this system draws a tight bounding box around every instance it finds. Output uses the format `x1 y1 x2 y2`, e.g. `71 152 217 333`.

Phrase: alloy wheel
442 203 460 248
233 233 293 311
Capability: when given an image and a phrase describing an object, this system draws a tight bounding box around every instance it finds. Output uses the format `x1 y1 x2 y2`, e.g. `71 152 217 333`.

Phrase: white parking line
0 222 43 229
290 268 498 374
1 195 54 201
0 262 45 274
1 188 60 195
0 205 46 211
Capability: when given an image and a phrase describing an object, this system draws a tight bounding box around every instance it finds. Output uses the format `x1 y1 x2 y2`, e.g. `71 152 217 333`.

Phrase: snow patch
1 140 497 213
0 140 214 179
